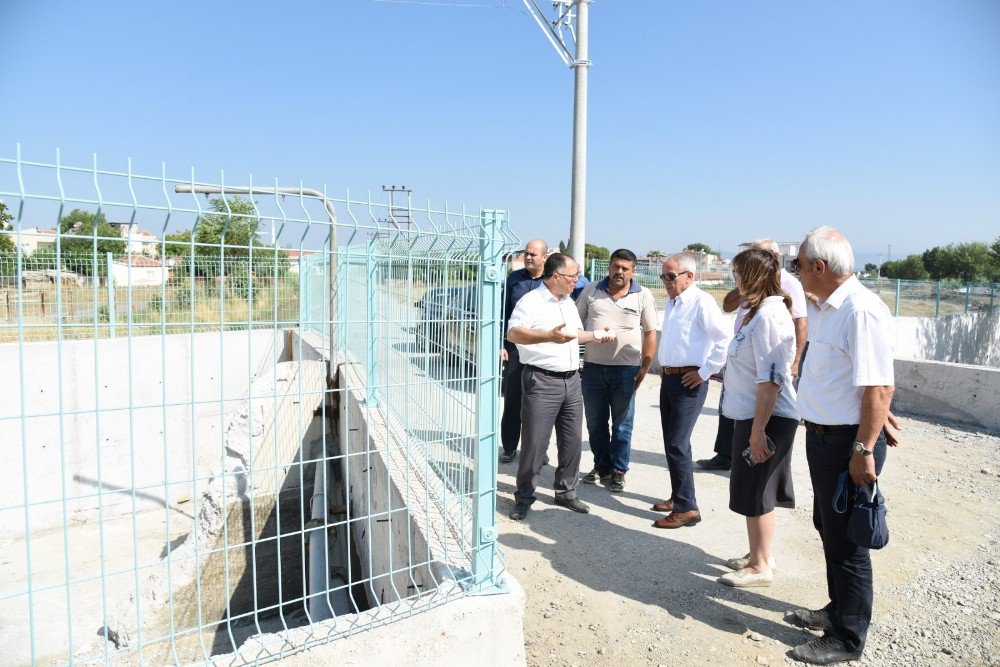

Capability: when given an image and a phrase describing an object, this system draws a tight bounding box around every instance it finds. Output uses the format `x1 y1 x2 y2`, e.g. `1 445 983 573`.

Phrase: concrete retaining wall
0 329 287 537
893 312 1000 367
892 359 1000 434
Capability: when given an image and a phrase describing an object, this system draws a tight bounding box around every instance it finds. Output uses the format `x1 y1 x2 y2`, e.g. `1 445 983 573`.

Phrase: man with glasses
788 227 895 665
698 238 808 472
576 248 658 493
506 253 609 521
651 253 730 529
500 239 549 464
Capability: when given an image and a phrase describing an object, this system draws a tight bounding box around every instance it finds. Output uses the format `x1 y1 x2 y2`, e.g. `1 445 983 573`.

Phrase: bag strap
832 470 851 515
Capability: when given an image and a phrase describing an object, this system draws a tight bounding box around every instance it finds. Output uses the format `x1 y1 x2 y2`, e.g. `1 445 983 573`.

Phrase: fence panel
0 147 517 665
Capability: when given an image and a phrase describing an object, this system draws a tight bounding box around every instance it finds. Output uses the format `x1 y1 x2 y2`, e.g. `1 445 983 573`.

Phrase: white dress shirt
656 284 731 381
797 276 895 425
507 284 583 372
734 269 807 333
722 296 799 421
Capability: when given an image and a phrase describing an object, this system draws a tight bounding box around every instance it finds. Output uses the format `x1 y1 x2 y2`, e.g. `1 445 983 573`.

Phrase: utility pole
523 0 592 267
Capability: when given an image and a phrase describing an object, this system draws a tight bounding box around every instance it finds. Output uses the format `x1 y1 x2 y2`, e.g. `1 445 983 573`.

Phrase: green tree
863 262 878 274
647 249 664 257
684 242 714 254
584 243 610 261
990 236 1000 280
881 254 928 280
57 209 127 276
947 242 993 282
921 246 953 280
163 229 193 257
0 200 14 255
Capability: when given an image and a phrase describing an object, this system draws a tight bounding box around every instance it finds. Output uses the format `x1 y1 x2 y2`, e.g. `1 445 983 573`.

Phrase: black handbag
832 471 890 550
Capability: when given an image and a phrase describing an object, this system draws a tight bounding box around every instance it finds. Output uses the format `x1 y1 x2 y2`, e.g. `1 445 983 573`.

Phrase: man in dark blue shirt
500 239 548 463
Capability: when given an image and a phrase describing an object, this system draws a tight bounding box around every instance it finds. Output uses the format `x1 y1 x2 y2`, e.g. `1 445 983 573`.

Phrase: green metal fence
0 146 516 665
588 258 998 317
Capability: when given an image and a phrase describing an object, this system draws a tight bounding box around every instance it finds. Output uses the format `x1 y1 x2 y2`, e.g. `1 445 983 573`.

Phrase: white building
109 255 170 286
15 228 57 256
738 240 800 270
109 222 160 257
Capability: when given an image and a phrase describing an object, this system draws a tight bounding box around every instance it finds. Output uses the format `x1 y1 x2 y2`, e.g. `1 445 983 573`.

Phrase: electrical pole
523 0 592 267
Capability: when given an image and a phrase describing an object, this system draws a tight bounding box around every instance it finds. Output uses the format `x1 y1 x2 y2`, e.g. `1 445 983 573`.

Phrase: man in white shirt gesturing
651 253 731 529
506 253 608 521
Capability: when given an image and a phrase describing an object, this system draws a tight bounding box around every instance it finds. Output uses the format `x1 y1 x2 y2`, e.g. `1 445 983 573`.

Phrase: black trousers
712 387 735 460
806 426 887 653
500 343 523 455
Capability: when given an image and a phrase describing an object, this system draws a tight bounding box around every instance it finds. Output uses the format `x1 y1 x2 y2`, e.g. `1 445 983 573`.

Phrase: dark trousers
713 386 735 460
658 374 709 513
582 363 638 473
515 367 583 505
500 343 523 454
806 427 887 653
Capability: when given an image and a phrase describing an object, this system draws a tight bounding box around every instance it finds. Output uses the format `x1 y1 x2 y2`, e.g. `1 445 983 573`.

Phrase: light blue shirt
721 296 799 421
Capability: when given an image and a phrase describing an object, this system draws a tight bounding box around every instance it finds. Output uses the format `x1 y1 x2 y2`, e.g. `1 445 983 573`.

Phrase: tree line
879 238 1000 282
0 197 289 278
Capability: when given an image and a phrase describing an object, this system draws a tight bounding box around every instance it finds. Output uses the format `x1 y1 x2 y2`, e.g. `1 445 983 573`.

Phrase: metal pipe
568 0 590 268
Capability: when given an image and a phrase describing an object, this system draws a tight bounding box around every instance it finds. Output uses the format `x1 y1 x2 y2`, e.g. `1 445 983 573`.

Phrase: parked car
414 286 467 352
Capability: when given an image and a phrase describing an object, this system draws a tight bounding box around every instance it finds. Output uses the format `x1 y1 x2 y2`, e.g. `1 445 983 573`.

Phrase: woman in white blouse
718 248 800 588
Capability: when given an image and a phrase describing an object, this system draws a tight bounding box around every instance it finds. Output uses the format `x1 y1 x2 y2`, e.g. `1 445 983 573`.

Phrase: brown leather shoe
651 499 674 512
652 510 701 529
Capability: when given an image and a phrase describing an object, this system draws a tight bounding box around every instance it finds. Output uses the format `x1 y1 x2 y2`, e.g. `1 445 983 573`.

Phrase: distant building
287 249 320 275
108 222 160 257
738 240 800 271
109 255 170 286
15 228 57 256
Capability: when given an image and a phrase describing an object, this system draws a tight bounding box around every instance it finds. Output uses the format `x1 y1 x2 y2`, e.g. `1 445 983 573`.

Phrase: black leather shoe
554 496 590 513
499 450 517 464
696 454 731 471
791 635 862 665
509 503 530 521
788 608 833 631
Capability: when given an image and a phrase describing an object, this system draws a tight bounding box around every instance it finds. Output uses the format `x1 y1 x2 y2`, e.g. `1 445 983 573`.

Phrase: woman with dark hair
717 248 799 588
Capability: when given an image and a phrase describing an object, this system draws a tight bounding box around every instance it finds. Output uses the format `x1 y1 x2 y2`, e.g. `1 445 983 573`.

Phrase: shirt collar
597 277 641 294
539 283 567 303
673 283 699 305
822 275 861 310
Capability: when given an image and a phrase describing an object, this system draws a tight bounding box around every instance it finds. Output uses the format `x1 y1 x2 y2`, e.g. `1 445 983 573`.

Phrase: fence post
991 282 996 314
964 282 971 313
589 258 595 281
935 281 941 317
106 252 116 338
471 208 507 594
365 239 379 406
894 279 900 317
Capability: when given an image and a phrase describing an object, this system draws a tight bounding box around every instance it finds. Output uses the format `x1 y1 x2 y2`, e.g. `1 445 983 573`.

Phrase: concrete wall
892 359 1000 434
893 312 1000 367
0 329 286 538
224 576 527 666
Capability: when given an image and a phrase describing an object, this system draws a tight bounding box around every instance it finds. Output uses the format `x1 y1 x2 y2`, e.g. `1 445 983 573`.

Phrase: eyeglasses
556 271 578 281
660 271 692 282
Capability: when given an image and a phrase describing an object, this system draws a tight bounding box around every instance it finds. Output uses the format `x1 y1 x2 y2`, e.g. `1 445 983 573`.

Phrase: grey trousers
515 366 583 505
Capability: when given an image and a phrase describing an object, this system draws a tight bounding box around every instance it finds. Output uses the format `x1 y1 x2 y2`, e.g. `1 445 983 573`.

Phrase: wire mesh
0 147 517 665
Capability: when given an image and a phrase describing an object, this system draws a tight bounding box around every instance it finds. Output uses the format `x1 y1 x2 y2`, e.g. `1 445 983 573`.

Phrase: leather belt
803 421 856 436
525 365 579 379
661 366 699 375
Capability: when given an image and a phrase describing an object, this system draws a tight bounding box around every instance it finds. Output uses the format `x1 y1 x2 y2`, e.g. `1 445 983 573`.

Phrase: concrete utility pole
523 0 592 267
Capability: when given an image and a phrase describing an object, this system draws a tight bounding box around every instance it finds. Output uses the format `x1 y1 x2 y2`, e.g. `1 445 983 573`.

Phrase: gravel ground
497 376 1000 666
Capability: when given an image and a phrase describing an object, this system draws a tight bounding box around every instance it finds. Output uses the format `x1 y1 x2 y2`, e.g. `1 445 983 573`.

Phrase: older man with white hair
788 227 895 665
651 253 730 529
698 237 809 471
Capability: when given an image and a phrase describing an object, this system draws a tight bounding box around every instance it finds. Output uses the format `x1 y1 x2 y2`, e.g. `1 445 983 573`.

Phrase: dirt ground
496 376 1000 666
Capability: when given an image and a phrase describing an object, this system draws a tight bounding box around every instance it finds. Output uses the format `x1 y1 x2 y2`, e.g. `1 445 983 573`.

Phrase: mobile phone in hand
742 434 776 467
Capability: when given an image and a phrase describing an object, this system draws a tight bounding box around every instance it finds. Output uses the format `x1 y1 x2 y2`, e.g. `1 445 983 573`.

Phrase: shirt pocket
804 341 833 378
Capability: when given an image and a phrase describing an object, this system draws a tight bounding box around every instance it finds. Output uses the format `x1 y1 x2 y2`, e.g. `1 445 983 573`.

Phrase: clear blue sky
2 0 998 264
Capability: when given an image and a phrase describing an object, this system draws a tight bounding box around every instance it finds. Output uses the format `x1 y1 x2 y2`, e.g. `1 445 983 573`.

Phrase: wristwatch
852 441 873 456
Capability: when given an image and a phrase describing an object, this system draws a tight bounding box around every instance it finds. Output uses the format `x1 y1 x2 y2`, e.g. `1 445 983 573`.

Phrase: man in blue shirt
500 239 548 463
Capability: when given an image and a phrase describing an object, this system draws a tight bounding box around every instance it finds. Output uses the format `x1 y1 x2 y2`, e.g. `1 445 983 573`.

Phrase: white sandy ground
496 375 1000 667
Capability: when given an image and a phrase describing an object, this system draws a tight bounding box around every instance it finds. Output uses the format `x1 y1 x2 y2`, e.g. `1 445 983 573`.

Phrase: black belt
525 365 579 379
803 421 857 436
